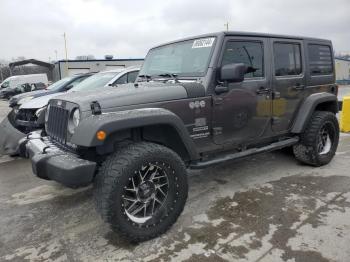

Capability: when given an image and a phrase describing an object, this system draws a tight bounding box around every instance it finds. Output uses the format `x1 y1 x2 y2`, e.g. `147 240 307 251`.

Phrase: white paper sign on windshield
192 38 215 49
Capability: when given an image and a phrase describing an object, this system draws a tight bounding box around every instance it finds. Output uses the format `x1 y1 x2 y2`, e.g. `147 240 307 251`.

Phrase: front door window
222 41 264 79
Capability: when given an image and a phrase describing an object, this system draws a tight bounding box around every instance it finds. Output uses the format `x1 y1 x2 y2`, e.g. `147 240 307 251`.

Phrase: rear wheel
94 142 188 242
293 111 339 166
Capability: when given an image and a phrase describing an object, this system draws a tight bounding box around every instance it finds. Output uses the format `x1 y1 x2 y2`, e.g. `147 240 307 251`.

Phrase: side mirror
215 85 229 94
64 84 73 90
220 63 247 83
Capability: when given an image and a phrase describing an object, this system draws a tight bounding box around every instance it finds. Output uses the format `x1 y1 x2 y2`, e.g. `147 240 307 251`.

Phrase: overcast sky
0 0 349 62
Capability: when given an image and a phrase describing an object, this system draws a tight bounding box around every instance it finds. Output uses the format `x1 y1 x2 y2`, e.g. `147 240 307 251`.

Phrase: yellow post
340 96 350 132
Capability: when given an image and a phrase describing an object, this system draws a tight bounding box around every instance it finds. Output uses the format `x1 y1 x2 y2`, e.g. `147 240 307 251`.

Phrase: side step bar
190 137 299 169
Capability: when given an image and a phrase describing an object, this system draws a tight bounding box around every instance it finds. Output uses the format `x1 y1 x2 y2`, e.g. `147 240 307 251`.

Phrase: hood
19 93 64 109
52 82 204 112
13 89 54 101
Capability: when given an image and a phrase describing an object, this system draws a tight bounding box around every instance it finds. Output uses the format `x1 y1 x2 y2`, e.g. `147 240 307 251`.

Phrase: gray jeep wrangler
20 32 339 242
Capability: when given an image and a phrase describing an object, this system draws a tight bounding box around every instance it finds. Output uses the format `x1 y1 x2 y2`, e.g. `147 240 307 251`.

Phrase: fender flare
291 92 338 133
71 108 199 160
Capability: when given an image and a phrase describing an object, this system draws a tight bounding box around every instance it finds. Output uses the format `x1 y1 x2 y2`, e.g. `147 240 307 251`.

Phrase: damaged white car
0 67 139 155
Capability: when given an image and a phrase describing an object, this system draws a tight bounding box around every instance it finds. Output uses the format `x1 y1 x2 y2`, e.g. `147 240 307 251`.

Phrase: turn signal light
96 130 107 141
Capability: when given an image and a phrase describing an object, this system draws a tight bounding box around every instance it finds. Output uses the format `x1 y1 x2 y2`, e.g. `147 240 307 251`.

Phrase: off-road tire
293 111 339 166
94 142 188 242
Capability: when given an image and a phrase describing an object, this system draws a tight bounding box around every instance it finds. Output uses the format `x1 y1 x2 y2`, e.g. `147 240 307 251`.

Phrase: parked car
0 84 24 99
0 82 49 99
19 32 339 242
0 67 139 155
9 73 94 108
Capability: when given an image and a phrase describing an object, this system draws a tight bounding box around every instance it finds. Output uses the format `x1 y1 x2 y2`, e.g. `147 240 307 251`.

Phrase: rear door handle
292 83 305 90
256 86 271 95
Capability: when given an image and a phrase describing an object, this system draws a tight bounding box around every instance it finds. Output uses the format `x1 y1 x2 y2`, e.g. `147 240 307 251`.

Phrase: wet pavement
0 100 350 261
0 99 10 121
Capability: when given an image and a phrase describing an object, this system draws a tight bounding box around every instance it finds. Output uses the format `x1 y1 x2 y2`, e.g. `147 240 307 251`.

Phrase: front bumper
9 98 18 107
0 114 26 155
19 132 96 188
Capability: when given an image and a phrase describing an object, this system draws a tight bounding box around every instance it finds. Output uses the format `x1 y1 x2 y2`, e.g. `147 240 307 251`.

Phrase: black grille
16 109 37 122
46 105 69 144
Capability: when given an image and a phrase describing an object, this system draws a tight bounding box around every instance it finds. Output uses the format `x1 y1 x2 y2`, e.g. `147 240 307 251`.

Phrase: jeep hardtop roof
152 31 331 50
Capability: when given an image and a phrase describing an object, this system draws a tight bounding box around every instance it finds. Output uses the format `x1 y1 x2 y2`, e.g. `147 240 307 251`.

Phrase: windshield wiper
155 73 179 83
138 74 152 82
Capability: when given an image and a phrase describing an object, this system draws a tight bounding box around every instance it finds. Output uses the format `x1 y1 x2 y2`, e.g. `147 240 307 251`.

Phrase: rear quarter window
308 44 333 75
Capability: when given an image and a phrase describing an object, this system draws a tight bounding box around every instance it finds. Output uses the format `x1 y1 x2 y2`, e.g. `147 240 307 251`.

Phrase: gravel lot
0 95 350 261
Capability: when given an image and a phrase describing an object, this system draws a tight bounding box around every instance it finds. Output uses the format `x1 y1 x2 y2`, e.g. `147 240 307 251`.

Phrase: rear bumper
19 132 96 188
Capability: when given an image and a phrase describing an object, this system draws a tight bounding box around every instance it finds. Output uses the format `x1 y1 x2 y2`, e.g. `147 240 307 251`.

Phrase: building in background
53 58 144 81
1 59 54 81
335 57 350 85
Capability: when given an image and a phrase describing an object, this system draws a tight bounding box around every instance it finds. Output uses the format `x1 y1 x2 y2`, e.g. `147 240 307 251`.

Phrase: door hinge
271 117 282 125
272 91 281 99
214 97 224 105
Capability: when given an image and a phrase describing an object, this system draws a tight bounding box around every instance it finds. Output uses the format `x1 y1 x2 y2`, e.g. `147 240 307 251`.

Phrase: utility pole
224 22 229 31
63 32 68 76
54 50 58 60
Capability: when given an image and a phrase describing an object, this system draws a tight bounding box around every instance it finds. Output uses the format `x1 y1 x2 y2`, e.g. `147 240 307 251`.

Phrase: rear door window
274 43 302 76
308 44 333 75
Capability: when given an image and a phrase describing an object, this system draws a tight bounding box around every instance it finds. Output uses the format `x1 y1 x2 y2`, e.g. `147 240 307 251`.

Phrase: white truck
0 74 48 90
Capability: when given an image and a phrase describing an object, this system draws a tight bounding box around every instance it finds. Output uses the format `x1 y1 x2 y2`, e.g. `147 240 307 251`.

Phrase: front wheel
94 142 188 242
293 111 339 166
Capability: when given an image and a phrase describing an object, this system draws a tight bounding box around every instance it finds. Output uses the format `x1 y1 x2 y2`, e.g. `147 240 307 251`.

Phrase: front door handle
256 86 271 95
292 83 305 90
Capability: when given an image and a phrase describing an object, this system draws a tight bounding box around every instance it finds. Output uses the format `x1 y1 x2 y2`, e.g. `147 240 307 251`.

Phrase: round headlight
68 108 80 133
35 107 46 118
72 109 80 126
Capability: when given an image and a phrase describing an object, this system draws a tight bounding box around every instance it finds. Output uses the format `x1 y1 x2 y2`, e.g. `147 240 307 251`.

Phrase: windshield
70 72 118 92
47 76 75 91
69 72 118 92
139 37 216 77
1 81 9 88
10 84 22 90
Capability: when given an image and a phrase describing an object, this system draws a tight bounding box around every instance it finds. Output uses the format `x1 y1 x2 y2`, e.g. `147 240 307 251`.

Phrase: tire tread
94 141 188 242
